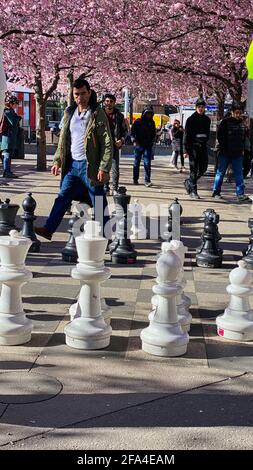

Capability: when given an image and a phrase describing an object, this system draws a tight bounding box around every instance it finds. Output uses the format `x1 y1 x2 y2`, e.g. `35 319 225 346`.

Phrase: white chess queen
0 46 7 121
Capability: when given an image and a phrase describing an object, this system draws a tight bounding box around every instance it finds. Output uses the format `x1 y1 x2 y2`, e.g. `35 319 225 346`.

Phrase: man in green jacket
35 78 113 240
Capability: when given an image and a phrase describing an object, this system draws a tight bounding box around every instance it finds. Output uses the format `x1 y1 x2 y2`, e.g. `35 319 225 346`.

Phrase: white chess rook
216 260 253 341
65 221 112 349
0 230 33 345
141 248 189 356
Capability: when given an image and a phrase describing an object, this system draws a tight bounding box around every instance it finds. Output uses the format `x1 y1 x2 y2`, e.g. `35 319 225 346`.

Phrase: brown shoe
35 226 52 241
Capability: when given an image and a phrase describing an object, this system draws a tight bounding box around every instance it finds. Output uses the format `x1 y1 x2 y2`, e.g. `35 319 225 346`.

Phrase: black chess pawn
110 186 137 264
169 198 183 218
196 211 223 268
196 208 223 255
62 214 80 263
242 218 253 268
21 193 41 252
0 198 19 235
108 209 118 253
161 209 172 242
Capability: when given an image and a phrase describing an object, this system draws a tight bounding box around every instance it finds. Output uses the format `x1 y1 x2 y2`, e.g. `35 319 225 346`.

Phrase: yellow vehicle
129 113 170 129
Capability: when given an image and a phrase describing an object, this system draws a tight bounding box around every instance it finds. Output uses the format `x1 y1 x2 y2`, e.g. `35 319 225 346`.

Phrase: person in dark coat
212 102 251 202
131 105 156 187
0 94 21 178
183 98 211 199
103 93 127 195
170 119 185 171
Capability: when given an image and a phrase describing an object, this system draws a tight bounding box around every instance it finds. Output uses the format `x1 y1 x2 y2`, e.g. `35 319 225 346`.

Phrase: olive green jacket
53 104 113 185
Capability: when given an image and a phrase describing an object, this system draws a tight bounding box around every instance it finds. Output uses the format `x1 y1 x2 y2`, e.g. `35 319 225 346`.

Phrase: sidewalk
0 156 253 451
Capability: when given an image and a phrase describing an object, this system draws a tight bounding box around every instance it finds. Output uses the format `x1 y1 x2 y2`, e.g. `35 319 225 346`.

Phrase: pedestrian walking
103 93 127 195
170 119 185 172
183 98 211 199
242 114 252 178
35 77 113 241
212 102 251 202
0 93 21 178
131 105 156 187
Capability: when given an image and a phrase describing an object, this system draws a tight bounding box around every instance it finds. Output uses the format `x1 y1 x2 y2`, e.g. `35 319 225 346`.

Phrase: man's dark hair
104 93 116 103
73 78 90 91
231 101 243 112
195 97 206 107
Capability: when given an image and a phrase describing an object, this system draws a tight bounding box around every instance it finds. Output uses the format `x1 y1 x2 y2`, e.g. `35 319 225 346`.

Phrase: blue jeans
213 155 244 196
133 146 152 183
2 150 13 172
45 159 110 237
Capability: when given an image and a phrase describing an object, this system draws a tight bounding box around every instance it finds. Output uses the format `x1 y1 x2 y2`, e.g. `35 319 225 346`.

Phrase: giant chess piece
21 193 41 253
65 220 112 349
161 206 172 242
141 247 189 356
0 198 19 235
109 209 119 253
110 186 137 264
0 230 33 345
242 218 253 269
196 208 222 255
165 239 192 331
62 214 79 263
216 260 253 341
196 210 222 268
196 208 214 254
129 199 146 240
151 240 192 332
169 198 183 240
69 296 112 325
62 203 90 263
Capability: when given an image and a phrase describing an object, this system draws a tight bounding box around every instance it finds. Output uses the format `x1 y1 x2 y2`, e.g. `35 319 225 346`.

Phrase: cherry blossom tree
1 0 253 169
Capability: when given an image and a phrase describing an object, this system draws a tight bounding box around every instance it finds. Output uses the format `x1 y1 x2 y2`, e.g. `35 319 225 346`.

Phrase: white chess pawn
69 297 111 325
65 221 112 349
216 260 253 341
151 240 192 332
130 199 146 240
0 230 33 345
141 247 189 356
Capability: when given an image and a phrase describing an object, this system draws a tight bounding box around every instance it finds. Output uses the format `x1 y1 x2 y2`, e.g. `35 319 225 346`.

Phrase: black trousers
188 144 208 192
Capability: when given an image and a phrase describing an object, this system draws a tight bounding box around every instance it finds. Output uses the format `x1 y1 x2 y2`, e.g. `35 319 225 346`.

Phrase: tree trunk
216 94 226 121
198 83 204 98
67 67 74 107
34 63 60 171
129 93 134 125
35 92 47 171
229 86 242 103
